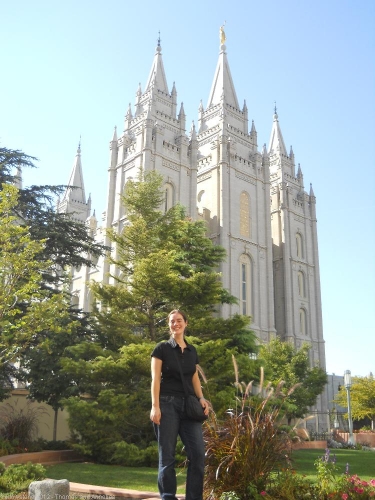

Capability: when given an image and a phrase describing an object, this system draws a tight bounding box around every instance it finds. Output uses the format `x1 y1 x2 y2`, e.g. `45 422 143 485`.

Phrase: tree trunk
53 408 58 441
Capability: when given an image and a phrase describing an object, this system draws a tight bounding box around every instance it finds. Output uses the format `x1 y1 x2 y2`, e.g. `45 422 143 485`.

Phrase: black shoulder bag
172 347 208 422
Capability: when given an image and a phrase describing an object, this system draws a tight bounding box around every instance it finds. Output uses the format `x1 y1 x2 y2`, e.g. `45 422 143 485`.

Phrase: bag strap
172 345 190 397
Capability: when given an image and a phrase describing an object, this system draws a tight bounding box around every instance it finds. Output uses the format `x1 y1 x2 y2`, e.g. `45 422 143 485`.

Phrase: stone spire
62 140 86 204
144 33 169 94
268 106 287 156
57 141 90 222
206 27 239 109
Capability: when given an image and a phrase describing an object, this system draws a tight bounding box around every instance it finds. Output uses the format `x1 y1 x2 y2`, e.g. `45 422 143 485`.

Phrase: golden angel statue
220 24 226 45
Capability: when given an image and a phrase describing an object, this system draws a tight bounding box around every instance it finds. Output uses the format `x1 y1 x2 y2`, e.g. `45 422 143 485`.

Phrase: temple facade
58 33 327 413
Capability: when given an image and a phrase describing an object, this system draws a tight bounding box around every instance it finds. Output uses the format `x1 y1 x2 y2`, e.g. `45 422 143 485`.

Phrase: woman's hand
199 397 210 416
150 406 161 425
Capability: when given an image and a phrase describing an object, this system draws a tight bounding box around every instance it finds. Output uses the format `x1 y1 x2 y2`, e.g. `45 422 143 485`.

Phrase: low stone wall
355 433 375 447
292 440 327 450
336 431 375 446
0 449 83 466
69 481 162 499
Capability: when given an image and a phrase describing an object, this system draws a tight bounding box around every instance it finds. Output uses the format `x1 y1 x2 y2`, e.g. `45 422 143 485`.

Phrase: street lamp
333 409 340 429
344 370 355 445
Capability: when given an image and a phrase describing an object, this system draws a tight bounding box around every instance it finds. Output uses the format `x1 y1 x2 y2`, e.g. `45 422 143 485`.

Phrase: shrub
266 469 316 499
0 462 46 492
110 441 143 466
203 360 295 500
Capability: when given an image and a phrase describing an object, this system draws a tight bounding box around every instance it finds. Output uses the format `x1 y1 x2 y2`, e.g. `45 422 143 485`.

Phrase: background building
58 33 328 415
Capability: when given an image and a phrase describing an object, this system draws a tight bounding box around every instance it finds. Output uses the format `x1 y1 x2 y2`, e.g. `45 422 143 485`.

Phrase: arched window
298 271 305 297
299 308 307 335
240 192 251 238
164 183 174 212
296 233 304 258
239 254 252 317
197 190 205 204
197 190 207 214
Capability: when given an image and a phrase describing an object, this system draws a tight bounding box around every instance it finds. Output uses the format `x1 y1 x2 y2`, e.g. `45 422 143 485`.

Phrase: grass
2 449 373 498
45 462 186 494
291 448 375 481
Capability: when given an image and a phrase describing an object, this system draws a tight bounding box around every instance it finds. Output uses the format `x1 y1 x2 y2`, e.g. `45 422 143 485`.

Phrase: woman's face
168 312 187 335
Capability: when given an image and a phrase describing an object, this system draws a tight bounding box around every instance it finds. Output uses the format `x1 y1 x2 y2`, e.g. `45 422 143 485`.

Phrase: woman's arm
192 369 209 415
150 357 162 425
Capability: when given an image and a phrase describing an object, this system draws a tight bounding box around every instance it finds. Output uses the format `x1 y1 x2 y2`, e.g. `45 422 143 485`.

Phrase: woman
150 309 209 500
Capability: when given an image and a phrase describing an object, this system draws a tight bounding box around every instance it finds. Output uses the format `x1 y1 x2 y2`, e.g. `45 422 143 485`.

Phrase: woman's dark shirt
151 337 199 397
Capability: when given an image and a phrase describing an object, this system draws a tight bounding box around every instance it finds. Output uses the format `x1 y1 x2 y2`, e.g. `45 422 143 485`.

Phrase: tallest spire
206 26 239 109
144 32 169 93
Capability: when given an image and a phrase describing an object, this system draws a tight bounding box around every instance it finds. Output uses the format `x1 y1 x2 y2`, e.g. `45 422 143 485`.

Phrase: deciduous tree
334 375 375 430
259 338 327 424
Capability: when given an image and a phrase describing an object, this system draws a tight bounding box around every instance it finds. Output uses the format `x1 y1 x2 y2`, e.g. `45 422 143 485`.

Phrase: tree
0 146 106 414
20 310 95 440
61 170 259 461
0 147 105 289
0 184 76 400
91 169 237 344
258 338 327 424
334 375 375 430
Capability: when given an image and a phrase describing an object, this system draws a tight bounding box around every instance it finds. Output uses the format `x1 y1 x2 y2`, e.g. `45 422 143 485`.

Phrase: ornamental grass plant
0 401 48 451
203 358 297 500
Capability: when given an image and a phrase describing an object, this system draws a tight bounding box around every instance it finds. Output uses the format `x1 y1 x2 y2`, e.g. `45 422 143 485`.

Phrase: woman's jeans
153 395 205 500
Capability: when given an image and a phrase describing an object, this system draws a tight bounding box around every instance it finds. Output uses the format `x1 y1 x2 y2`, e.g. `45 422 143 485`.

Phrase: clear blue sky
1 0 374 377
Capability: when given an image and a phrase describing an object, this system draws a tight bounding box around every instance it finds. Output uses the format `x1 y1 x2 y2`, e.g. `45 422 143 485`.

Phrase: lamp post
344 370 355 445
333 409 340 430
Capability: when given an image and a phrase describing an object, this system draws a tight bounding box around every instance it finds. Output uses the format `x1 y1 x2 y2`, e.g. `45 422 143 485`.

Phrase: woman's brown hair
168 309 188 322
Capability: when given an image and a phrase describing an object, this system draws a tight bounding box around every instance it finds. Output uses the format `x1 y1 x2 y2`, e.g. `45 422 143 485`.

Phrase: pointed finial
112 126 118 142
273 102 278 120
190 120 197 140
157 31 161 47
178 101 185 118
77 136 81 153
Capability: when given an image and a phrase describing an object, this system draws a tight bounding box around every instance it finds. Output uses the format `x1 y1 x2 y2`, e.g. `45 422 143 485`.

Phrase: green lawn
45 462 186 493
291 448 375 481
44 449 375 492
